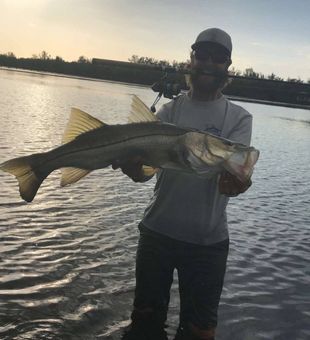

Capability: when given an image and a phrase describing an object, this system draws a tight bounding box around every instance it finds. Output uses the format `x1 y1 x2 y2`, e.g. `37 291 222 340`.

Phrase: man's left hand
218 171 252 197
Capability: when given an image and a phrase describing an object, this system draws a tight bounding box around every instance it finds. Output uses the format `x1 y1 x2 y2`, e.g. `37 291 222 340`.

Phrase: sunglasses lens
194 49 228 63
214 54 228 63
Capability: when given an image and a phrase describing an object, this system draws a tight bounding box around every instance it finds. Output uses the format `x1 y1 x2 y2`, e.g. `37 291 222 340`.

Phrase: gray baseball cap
191 28 232 56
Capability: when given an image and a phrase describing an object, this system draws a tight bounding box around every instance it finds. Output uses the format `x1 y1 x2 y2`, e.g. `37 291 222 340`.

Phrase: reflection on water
273 116 310 125
0 69 309 340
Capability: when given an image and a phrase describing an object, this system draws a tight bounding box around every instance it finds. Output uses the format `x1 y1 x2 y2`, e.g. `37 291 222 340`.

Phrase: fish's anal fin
128 95 159 123
62 108 106 144
142 165 159 177
60 167 91 186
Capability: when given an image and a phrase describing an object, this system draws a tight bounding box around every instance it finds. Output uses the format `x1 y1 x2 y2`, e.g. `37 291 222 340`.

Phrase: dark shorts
132 223 229 332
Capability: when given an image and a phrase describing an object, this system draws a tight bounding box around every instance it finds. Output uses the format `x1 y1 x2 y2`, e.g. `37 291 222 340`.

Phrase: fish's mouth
225 148 260 182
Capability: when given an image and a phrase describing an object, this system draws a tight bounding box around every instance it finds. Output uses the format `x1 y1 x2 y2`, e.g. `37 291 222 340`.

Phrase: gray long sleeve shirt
141 93 253 245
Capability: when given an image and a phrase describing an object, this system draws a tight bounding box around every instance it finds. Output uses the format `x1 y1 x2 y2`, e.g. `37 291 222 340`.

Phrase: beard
189 66 229 93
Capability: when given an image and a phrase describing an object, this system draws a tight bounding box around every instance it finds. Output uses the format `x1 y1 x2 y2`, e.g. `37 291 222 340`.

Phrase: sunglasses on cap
193 48 230 64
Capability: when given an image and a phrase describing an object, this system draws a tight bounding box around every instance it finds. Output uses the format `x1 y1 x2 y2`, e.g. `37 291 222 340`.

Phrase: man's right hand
112 157 151 183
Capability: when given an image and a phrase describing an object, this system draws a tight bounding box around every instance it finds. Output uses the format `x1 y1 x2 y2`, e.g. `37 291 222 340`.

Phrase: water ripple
0 70 309 339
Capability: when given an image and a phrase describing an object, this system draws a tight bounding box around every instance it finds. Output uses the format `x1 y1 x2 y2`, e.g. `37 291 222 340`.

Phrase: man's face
190 42 231 93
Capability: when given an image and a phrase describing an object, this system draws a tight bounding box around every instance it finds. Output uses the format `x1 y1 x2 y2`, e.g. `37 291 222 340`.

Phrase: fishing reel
150 66 230 112
150 71 182 112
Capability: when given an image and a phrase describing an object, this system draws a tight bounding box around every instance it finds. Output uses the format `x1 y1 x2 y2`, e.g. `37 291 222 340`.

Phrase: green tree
128 55 140 63
55 56 64 62
243 68 259 78
6 52 16 58
77 56 90 63
267 73 284 81
172 60 190 71
39 51 51 60
287 77 303 83
230 67 242 76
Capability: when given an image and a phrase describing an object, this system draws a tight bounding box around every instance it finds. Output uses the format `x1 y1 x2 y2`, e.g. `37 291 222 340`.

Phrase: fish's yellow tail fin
0 154 47 202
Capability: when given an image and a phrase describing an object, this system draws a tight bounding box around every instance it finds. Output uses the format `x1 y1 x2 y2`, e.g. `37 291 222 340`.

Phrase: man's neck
189 88 222 101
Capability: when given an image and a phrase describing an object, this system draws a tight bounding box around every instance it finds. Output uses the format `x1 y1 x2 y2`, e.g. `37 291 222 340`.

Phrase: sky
0 0 309 81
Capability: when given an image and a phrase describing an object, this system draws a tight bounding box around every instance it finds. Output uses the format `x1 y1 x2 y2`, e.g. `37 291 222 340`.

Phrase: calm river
0 69 309 340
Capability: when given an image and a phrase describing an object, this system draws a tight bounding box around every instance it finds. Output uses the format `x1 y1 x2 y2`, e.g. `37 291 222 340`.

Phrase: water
0 69 309 340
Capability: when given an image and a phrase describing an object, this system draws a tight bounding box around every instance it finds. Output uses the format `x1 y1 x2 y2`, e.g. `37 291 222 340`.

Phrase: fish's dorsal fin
62 108 105 144
60 167 91 186
128 95 159 123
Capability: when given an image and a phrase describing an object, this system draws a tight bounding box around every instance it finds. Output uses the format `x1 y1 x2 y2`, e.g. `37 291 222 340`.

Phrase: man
115 28 253 340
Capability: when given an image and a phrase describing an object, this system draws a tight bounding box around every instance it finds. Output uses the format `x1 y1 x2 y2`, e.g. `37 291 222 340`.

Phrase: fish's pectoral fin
60 167 91 186
142 165 159 177
62 108 106 144
0 154 48 202
128 95 159 123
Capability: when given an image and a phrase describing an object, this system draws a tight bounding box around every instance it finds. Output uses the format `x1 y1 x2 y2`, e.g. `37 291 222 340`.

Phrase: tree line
128 55 308 84
0 51 309 108
1 51 308 83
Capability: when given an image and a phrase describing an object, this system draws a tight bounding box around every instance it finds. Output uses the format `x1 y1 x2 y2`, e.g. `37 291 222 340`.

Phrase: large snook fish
0 95 259 202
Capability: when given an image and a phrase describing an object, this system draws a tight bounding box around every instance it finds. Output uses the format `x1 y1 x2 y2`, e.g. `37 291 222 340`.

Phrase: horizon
1 0 309 81
2 53 310 84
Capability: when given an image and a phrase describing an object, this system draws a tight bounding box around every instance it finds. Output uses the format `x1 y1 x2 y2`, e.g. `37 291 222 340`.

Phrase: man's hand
112 157 152 183
218 171 252 197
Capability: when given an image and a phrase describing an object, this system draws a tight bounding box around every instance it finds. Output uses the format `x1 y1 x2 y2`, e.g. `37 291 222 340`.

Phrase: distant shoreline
1 66 309 111
225 95 310 110
0 66 148 88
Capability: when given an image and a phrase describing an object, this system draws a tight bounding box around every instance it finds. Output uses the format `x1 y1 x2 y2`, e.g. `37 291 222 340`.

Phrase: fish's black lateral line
32 129 188 174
